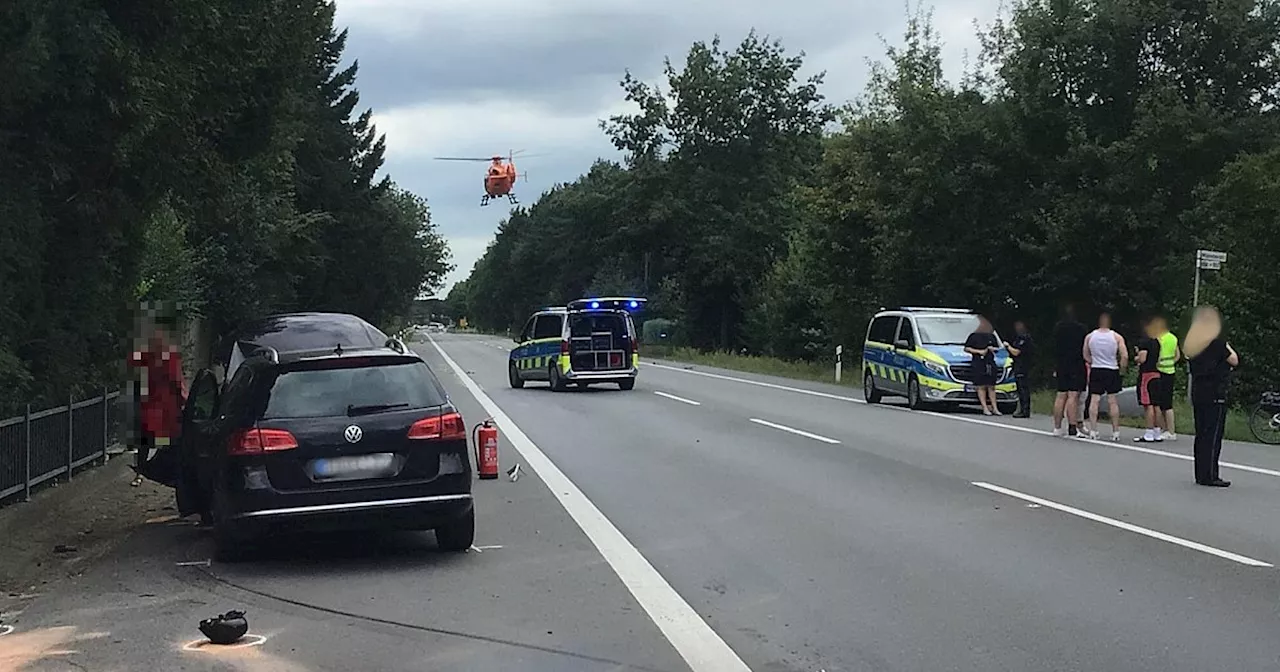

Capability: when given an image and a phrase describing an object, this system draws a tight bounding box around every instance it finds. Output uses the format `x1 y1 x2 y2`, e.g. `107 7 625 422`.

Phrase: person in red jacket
129 315 186 486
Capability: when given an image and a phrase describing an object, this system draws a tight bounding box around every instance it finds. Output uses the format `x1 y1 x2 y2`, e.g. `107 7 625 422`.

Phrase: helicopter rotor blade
433 156 492 162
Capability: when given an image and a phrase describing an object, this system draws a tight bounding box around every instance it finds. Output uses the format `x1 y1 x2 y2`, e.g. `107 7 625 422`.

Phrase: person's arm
1226 343 1240 367
1007 339 1022 357
1135 346 1148 365
1082 333 1093 366
963 335 982 356
1117 334 1129 370
1174 345 1182 364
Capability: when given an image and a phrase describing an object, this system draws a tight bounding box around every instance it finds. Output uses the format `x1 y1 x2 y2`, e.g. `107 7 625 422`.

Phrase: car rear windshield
568 313 628 337
262 361 444 419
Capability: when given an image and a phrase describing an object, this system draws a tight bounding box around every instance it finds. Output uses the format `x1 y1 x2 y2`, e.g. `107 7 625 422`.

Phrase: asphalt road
5 331 1280 671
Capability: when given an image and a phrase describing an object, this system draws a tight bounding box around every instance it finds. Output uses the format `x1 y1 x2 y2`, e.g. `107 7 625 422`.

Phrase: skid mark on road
973 481 1272 567
647 362 1280 478
430 337 752 672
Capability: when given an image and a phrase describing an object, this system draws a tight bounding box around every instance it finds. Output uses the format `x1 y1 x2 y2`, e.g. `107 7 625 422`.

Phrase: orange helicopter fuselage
484 159 518 197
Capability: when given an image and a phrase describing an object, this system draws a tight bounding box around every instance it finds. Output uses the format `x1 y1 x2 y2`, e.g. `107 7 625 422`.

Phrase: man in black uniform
1007 320 1034 418
1052 304 1088 437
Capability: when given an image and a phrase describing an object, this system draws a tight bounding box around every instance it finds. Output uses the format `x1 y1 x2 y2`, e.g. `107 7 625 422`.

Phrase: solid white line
654 391 701 406
749 418 841 444
972 481 1272 567
428 337 751 672
647 362 1280 478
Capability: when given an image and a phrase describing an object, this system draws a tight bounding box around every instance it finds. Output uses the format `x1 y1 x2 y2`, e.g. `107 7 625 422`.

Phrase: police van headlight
923 360 947 377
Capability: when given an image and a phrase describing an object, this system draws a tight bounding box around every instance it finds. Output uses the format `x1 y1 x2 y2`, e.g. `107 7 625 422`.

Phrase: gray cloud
333 0 1002 293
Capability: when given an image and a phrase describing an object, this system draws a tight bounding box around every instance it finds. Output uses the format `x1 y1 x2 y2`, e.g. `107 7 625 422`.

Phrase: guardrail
0 389 124 505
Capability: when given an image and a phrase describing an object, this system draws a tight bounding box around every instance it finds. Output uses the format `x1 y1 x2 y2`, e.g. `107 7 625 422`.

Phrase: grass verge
645 346 1263 445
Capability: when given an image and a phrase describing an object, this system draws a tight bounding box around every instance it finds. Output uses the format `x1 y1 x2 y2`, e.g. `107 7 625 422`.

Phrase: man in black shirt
1052 304 1088 437
1007 320 1034 418
1134 317 1163 442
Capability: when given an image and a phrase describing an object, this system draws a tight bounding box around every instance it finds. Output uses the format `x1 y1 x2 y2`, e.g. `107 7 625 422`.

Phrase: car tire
998 402 1018 416
864 371 883 404
906 376 926 410
508 363 524 388
435 507 475 552
549 364 567 391
618 378 635 391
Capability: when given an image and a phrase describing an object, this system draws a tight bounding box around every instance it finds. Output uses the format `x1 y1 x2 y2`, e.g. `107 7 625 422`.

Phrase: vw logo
344 425 362 443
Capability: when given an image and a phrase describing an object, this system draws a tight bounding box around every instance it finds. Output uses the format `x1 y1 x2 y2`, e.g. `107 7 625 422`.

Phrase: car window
897 319 916 347
532 315 563 340
187 371 221 424
518 317 535 342
262 361 445 419
219 367 255 418
868 316 899 344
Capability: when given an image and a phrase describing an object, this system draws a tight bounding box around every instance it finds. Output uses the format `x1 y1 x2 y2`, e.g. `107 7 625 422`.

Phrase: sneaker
1068 425 1078 437
1079 429 1099 440
1110 431 1121 442
1135 430 1157 443
1053 427 1066 438
983 409 993 416
1160 431 1177 441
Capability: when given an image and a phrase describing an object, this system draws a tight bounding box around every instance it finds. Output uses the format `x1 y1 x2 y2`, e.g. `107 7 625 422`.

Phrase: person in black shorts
1134 317 1163 442
1052 304 1088 437
964 315 1002 416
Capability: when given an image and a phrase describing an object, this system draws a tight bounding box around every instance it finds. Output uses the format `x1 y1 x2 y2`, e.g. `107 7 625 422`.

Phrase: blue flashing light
628 300 638 308
590 301 600 309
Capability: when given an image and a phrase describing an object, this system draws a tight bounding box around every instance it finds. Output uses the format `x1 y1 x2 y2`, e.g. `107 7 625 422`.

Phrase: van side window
897 319 916 347
532 315 563 340
518 317 536 342
868 316 899 344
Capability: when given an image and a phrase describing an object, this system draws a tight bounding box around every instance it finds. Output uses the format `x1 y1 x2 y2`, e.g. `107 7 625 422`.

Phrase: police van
509 297 644 391
862 307 1018 412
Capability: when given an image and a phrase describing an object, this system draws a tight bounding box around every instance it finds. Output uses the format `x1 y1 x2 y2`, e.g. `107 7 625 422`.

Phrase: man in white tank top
1082 312 1128 441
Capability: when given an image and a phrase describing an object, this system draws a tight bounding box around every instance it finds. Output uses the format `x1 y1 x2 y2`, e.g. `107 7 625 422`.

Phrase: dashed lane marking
653 391 701 406
646 362 1280 478
749 418 840 444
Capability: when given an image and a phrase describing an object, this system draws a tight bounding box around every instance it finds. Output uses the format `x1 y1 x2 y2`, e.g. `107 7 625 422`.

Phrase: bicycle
1249 390 1280 445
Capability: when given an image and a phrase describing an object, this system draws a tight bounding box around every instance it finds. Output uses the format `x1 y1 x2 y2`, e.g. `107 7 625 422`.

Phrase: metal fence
0 389 124 504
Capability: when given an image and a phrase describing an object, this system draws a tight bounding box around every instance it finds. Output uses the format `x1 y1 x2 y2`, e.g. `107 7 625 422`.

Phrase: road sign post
835 345 843 383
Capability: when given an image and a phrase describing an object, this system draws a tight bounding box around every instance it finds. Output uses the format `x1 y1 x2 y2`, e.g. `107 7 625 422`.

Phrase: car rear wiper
346 403 410 417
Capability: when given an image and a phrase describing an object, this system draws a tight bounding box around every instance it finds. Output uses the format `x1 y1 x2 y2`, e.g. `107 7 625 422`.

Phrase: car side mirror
894 339 910 350
513 334 522 343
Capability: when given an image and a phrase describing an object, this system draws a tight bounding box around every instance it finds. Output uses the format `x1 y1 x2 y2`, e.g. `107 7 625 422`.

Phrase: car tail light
228 428 298 456
408 411 466 440
560 340 569 355
632 338 639 354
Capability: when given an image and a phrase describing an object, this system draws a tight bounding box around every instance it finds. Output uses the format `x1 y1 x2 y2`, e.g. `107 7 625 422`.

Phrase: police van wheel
998 402 1018 415
863 372 883 404
549 364 567 391
508 363 524 389
618 378 635 391
906 377 926 410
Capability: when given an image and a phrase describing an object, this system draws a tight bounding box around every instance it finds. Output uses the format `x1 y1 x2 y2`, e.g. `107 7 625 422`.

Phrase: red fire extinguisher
472 419 499 480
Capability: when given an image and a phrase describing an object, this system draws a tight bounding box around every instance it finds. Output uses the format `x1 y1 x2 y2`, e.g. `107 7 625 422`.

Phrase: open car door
134 369 220 489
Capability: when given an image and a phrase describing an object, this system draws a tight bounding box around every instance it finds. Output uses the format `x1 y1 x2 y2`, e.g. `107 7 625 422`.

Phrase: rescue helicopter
433 150 532 206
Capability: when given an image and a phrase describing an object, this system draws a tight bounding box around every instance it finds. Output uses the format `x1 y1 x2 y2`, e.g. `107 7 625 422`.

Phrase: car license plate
964 384 975 393
309 453 397 481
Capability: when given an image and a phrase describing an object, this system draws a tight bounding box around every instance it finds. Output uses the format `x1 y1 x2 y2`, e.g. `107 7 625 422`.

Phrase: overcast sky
333 0 1003 297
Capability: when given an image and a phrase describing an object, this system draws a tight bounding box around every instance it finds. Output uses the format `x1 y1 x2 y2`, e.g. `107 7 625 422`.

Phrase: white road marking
654 391 701 406
175 559 211 567
647 362 1280 478
429 337 752 672
648 362 861 402
749 418 841 444
972 481 1272 567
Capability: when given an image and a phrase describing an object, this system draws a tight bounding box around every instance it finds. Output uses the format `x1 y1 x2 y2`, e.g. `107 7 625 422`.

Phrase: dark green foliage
455 3 1280 404
0 0 450 416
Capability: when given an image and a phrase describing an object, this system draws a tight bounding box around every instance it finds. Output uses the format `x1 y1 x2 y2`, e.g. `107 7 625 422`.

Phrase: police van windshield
915 315 1002 346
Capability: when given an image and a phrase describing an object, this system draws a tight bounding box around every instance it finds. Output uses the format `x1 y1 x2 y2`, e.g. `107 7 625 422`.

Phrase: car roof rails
897 306 974 314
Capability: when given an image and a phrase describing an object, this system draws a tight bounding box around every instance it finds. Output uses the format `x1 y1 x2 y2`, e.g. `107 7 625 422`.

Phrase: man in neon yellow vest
1154 315 1181 440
